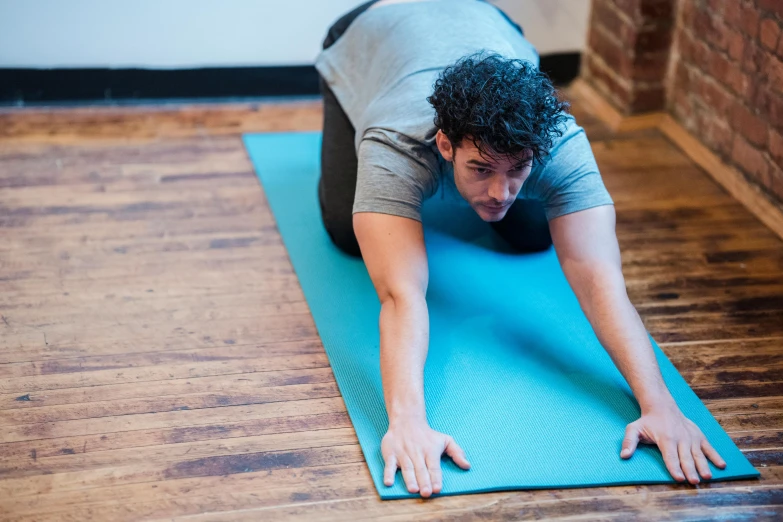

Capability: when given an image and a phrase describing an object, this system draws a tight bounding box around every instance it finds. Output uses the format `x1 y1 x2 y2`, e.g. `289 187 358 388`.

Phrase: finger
621 422 640 459
383 454 398 487
413 454 433 498
678 441 700 484
701 439 727 469
692 443 712 481
660 440 686 482
444 436 471 469
400 457 419 494
425 452 443 494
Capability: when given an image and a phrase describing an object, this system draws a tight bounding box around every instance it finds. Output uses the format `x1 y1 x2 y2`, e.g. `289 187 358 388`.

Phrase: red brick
679 28 710 67
697 110 734 157
738 4 761 38
731 135 772 186
726 28 746 60
760 18 781 51
592 0 638 46
757 0 783 19
723 0 742 26
680 0 696 29
630 85 666 112
609 0 674 22
636 24 674 53
753 87 783 130
672 61 694 93
770 128 783 169
640 0 675 21
770 162 783 203
608 0 639 16
705 0 725 14
588 25 635 78
742 39 764 72
694 73 736 113
768 54 783 95
730 102 769 146
691 7 729 51
584 54 634 111
632 52 670 80
670 89 692 121
708 46 753 97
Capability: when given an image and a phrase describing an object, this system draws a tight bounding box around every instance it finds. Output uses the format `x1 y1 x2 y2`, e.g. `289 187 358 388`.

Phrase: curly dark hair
427 52 569 164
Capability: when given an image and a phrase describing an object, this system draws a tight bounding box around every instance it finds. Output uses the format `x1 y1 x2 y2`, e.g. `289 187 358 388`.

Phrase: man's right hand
381 418 471 497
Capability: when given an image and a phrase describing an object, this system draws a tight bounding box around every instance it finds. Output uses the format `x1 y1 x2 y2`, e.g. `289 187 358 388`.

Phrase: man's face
435 130 532 222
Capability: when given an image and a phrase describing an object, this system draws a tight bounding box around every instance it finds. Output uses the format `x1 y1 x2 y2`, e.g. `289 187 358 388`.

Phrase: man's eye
475 168 490 175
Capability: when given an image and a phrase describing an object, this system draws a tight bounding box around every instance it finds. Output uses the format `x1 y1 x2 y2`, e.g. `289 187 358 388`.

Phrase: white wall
492 0 591 55
0 0 591 69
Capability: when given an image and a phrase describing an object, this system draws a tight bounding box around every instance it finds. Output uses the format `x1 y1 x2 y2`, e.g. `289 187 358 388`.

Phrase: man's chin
474 205 509 222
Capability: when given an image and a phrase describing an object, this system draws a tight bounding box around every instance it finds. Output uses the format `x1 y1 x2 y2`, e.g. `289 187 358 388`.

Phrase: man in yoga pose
315 0 727 497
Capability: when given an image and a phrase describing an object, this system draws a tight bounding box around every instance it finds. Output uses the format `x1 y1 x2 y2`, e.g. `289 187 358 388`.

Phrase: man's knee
491 199 552 253
318 183 361 257
510 229 552 253
323 215 362 257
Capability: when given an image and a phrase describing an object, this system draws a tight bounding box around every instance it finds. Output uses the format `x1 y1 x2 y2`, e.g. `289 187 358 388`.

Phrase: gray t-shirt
315 0 613 222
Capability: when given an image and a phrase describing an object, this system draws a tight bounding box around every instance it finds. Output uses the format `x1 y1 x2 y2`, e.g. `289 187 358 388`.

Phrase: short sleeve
520 114 614 220
353 134 439 221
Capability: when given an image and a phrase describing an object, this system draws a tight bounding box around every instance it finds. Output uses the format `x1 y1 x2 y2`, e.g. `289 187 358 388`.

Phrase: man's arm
549 204 727 484
353 211 470 498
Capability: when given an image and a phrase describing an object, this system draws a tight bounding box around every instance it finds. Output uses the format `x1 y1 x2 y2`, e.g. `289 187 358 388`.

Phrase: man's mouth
482 203 510 210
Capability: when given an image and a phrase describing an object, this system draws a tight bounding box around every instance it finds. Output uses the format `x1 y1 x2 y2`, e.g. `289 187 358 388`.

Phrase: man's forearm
574 267 675 412
379 292 430 424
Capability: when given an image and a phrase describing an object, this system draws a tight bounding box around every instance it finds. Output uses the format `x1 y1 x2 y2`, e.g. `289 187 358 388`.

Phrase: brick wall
583 0 676 113
670 0 783 203
584 0 783 205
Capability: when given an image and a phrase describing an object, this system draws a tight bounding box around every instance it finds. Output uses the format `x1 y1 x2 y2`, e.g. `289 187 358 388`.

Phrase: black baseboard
539 52 581 87
0 53 580 106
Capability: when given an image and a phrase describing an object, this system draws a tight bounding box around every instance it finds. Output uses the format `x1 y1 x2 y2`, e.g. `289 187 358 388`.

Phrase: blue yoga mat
244 132 758 499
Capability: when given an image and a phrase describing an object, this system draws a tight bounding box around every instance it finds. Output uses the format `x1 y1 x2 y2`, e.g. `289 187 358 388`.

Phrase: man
315 0 726 498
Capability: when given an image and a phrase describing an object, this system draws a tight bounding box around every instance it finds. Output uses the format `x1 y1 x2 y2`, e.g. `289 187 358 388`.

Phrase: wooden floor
1 89 782 521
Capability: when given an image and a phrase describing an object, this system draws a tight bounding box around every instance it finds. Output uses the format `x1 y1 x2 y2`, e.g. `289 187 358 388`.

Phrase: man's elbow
377 282 427 308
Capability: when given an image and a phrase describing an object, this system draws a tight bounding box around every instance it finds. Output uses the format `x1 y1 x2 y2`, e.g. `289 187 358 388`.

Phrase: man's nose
488 176 510 202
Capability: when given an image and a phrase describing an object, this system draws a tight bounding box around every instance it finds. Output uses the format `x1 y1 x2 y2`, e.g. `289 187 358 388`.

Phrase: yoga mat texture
244 132 758 499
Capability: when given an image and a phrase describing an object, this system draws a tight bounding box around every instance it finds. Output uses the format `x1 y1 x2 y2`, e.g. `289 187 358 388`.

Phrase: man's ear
435 130 455 162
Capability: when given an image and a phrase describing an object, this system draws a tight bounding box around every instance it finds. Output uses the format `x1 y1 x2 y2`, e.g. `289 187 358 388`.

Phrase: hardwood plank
0 397 346 444
0 447 367 518
2 458 370 521
0 411 349 471
0 352 330 405
0 101 322 143
0 382 340 426
0 427 358 479
0 324 321 370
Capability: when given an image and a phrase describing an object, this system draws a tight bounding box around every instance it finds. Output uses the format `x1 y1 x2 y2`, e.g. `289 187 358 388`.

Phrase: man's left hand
621 403 727 484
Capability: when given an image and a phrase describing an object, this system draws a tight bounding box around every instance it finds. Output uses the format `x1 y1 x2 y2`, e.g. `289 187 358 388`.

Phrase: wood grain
1 89 782 520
